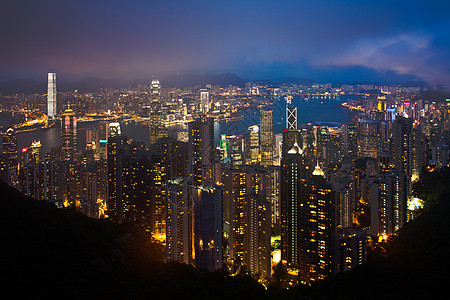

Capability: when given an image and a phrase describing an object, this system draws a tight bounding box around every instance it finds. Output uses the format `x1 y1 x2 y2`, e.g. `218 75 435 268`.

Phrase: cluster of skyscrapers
1 74 449 285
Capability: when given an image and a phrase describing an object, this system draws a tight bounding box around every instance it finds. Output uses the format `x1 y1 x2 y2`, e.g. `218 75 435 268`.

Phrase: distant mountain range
0 73 247 95
0 72 435 95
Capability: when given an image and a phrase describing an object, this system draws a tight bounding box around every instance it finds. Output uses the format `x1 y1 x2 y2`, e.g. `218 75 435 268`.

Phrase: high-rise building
274 133 283 166
369 171 407 237
343 124 358 161
200 89 210 115
281 141 337 283
336 228 367 273
281 139 306 267
358 119 379 159
225 166 270 280
260 109 274 166
228 135 244 169
2 128 18 186
392 116 413 196
149 79 164 145
246 125 259 165
281 129 302 159
286 105 297 130
149 151 167 240
30 140 41 163
166 176 193 265
47 73 57 119
244 187 271 281
227 168 263 263
194 182 223 272
298 166 336 283
107 128 128 223
61 108 77 161
188 117 214 187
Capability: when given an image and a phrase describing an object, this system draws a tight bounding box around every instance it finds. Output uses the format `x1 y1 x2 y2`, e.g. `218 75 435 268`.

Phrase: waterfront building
149 79 164 145
47 72 57 119
61 108 77 161
2 128 18 186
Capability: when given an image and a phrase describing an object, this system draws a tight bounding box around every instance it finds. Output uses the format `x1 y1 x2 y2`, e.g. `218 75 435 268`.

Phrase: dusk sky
1 0 450 85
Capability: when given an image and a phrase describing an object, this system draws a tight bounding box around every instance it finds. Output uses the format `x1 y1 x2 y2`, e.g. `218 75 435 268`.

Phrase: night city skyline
1 0 450 85
2 1 450 298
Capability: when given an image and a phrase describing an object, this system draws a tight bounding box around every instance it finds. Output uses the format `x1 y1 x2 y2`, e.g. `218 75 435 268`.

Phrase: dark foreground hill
0 182 264 299
2 167 450 299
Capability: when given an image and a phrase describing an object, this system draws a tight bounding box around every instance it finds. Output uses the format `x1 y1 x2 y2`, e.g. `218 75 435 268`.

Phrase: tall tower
166 176 193 265
392 116 413 196
47 73 57 119
200 89 210 115
343 124 358 161
2 128 18 186
188 117 214 187
298 165 336 283
246 125 260 165
286 97 297 130
107 123 128 223
61 108 77 161
280 139 305 267
150 79 163 145
260 109 274 166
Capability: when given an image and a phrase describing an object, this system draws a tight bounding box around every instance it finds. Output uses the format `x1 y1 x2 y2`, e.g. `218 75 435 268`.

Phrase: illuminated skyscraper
244 187 271 281
188 117 214 187
107 122 121 139
298 166 336 283
369 171 407 237
30 140 41 163
286 105 297 130
260 109 274 166
228 135 244 169
281 139 305 267
200 89 210 114
358 119 379 159
47 73 57 119
149 79 165 145
166 176 193 265
2 128 18 186
107 127 128 223
61 108 77 161
226 167 270 279
246 125 260 166
343 124 358 161
392 116 413 195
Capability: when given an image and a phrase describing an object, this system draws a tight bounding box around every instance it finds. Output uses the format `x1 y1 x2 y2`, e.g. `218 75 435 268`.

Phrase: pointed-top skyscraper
150 78 163 145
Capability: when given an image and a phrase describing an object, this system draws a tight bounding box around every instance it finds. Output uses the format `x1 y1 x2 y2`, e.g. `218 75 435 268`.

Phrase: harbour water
2 94 360 154
214 94 360 144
